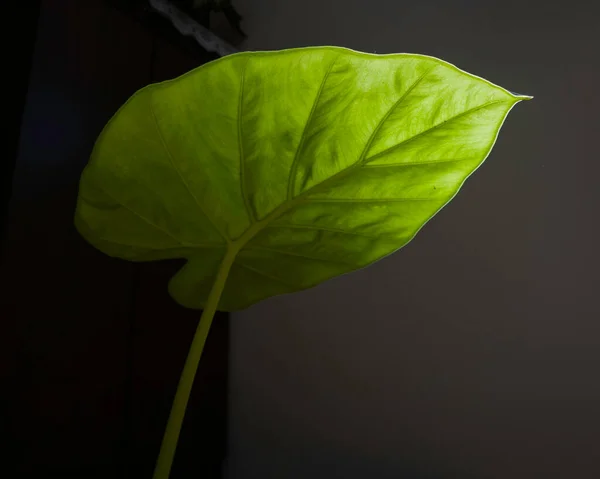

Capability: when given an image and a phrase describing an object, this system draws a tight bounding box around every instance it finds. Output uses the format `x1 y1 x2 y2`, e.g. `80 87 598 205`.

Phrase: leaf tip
509 91 534 101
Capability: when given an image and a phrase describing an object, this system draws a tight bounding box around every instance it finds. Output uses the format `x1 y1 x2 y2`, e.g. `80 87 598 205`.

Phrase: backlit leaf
75 46 530 311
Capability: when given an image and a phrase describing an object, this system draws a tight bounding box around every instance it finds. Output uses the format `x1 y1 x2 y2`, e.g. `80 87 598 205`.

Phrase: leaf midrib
127 94 506 259
229 62 438 252
137 63 510 266
230 98 508 254
111 62 507 260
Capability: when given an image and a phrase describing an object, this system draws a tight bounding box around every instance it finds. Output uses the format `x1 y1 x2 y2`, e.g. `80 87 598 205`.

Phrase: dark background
2 1 227 478
228 1 600 478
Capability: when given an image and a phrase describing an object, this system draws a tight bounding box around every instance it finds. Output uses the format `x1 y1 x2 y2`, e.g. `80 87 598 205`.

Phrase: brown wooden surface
1 2 227 478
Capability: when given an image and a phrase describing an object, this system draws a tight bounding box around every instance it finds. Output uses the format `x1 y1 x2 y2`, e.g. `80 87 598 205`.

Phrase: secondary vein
150 94 229 243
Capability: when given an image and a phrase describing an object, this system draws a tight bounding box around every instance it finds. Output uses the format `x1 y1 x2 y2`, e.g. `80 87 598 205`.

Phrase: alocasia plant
74 46 530 478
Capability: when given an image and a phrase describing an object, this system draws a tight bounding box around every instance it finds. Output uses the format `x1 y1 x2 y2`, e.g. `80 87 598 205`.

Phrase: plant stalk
152 246 237 479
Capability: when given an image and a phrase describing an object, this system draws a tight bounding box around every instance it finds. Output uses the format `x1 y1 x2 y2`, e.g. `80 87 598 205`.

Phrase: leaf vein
286 53 340 199
238 58 255 222
235 261 298 289
82 190 184 244
285 64 437 203
304 197 440 204
266 223 391 240
94 237 222 250
245 246 354 265
364 100 505 163
361 157 470 169
150 94 229 242
355 63 439 167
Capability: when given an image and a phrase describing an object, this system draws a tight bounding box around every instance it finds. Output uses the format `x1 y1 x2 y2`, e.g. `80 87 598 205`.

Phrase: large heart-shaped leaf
75 46 529 311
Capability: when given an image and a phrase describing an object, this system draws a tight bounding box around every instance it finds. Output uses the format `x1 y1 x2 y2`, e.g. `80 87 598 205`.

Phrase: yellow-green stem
152 246 238 479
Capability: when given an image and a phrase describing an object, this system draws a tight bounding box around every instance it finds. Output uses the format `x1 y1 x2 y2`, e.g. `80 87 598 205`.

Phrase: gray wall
227 1 600 478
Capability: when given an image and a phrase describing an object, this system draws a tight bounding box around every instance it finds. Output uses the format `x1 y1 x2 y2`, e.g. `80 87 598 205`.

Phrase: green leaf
75 46 530 311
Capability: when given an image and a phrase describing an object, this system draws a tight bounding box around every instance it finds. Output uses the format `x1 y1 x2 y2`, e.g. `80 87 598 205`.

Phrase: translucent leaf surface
75 46 529 311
